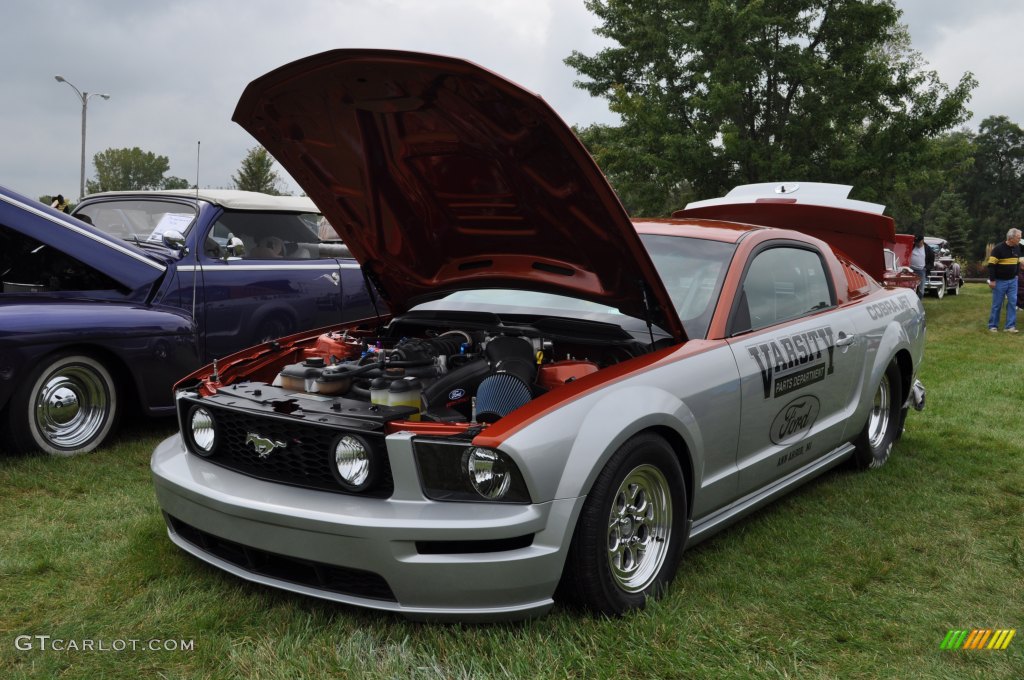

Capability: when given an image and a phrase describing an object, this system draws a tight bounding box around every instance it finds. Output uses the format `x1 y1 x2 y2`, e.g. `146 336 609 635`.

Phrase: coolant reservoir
369 377 391 406
387 377 422 420
279 357 326 392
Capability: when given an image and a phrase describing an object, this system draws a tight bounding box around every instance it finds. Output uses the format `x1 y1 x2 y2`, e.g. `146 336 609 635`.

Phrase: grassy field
1 284 1021 679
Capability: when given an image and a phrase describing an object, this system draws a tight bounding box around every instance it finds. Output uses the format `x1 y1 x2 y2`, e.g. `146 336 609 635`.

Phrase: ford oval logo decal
449 388 466 401
770 396 820 445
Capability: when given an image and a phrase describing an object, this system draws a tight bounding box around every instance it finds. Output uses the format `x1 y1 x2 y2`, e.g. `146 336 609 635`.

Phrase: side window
731 246 832 335
211 211 329 261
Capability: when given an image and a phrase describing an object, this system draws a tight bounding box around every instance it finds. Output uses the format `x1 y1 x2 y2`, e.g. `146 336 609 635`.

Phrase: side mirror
162 229 187 251
225 236 245 259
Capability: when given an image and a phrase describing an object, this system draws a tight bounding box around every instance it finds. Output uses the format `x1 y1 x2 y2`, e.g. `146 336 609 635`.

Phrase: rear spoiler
673 183 895 282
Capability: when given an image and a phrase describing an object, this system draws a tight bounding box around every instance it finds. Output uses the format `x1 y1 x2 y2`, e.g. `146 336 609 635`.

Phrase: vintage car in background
923 236 963 298
883 233 920 291
0 188 374 456
151 50 926 621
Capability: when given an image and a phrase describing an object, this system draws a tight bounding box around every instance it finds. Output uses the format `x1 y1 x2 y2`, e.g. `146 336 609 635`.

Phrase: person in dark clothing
987 228 1022 332
1018 266 1024 310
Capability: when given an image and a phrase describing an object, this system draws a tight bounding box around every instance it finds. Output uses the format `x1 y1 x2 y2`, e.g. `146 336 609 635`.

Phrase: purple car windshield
75 199 198 244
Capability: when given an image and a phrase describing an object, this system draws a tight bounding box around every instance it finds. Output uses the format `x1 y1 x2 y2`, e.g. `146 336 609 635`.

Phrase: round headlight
334 435 372 490
463 447 512 500
189 406 216 455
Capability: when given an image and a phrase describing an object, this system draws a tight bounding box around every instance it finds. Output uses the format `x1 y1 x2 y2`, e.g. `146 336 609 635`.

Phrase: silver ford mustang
151 50 926 621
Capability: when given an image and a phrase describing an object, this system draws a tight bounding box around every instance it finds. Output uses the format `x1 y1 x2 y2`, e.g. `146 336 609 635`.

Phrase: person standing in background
910 234 927 298
987 228 1022 333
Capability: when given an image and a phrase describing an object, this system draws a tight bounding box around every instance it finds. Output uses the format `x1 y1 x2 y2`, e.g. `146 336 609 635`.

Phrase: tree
962 115 1024 256
567 0 977 216
923 191 971 254
232 146 283 195
86 147 176 193
161 176 191 190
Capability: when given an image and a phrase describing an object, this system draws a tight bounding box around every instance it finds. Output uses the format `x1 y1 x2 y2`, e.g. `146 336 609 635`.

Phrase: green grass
1 284 1021 679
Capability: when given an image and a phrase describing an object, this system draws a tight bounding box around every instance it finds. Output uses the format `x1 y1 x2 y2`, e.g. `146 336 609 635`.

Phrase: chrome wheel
852 361 902 471
561 433 685 615
935 282 945 299
606 464 673 593
25 355 117 456
865 372 891 452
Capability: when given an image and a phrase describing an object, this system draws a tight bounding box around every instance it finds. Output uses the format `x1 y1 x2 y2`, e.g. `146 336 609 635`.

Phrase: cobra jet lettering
747 326 835 399
866 296 911 321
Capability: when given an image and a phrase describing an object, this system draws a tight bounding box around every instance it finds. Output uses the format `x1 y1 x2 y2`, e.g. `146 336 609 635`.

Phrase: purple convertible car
0 187 374 455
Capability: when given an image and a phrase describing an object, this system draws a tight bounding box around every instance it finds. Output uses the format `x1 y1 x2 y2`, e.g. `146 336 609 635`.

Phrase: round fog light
334 435 372 490
464 447 511 500
189 406 216 455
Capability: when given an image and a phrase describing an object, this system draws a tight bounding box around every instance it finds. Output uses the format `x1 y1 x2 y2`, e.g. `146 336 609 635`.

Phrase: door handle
836 333 856 347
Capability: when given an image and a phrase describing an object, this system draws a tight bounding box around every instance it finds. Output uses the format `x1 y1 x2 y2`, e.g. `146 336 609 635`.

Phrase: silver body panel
151 284 924 619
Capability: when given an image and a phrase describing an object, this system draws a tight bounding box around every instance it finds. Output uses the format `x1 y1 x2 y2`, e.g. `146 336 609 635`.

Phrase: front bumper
150 432 582 621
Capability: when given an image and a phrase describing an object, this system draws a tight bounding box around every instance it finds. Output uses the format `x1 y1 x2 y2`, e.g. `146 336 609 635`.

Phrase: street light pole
54 75 110 200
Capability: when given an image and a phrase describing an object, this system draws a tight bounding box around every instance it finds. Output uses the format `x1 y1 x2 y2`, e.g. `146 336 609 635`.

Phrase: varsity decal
866 296 911 321
747 326 835 399
770 395 820 445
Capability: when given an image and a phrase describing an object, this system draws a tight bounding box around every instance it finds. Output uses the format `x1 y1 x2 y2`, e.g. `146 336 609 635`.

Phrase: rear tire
949 280 960 296
8 353 119 456
852 361 902 469
559 433 686 615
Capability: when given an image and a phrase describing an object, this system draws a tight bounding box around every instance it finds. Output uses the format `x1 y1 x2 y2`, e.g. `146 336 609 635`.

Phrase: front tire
852 361 902 470
560 433 686 615
934 281 945 299
949 279 960 296
8 353 119 456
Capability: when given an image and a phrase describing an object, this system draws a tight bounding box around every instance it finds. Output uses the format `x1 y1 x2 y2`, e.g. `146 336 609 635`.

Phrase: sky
2 0 1022 203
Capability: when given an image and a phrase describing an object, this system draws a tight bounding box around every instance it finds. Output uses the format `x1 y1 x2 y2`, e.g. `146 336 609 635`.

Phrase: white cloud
2 0 1019 202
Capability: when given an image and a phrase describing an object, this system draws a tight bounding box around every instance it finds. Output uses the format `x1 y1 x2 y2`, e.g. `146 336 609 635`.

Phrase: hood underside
0 186 165 294
232 49 685 341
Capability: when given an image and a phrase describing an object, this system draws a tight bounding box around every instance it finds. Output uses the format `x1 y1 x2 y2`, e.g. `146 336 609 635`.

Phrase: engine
271 328 602 424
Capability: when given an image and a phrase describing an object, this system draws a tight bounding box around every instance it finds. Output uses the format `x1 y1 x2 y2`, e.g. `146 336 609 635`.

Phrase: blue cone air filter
475 372 533 423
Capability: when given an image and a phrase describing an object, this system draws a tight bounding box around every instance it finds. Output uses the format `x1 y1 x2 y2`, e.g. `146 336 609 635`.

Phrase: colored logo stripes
941 629 1015 650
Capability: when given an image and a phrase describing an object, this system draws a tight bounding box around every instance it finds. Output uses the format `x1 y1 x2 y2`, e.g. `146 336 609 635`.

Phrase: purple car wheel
13 353 119 456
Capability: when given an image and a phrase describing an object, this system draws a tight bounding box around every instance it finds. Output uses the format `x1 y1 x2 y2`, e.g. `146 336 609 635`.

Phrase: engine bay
200 311 653 428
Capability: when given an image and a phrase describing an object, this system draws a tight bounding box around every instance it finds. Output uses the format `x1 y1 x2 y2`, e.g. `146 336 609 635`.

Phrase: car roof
632 218 755 243
82 190 319 213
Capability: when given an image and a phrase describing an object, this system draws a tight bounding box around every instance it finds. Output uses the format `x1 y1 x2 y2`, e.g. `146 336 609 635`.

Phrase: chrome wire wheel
28 356 115 455
866 372 891 453
606 463 673 593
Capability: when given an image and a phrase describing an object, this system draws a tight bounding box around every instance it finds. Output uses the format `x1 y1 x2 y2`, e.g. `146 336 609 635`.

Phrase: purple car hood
0 185 165 294
232 49 685 342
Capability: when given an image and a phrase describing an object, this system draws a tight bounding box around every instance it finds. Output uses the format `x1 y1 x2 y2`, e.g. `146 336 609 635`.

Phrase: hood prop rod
639 280 656 349
361 265 385 335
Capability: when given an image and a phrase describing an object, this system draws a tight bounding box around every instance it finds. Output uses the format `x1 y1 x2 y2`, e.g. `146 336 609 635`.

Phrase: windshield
75 199 197 244
412 235 734 341
639 234 735 339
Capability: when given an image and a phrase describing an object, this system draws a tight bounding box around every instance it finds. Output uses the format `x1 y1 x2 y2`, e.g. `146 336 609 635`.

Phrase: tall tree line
565 0 1021 263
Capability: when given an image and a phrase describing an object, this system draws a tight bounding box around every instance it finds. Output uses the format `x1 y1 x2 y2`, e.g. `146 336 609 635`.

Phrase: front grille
167 514 396 601
180 400 393 497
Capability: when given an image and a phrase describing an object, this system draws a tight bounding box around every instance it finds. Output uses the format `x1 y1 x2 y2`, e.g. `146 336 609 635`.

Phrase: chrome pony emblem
245 432 287 458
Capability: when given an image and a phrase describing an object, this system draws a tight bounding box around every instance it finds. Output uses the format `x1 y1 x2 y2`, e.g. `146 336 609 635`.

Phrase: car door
191 209 354 360
726 242 866 498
